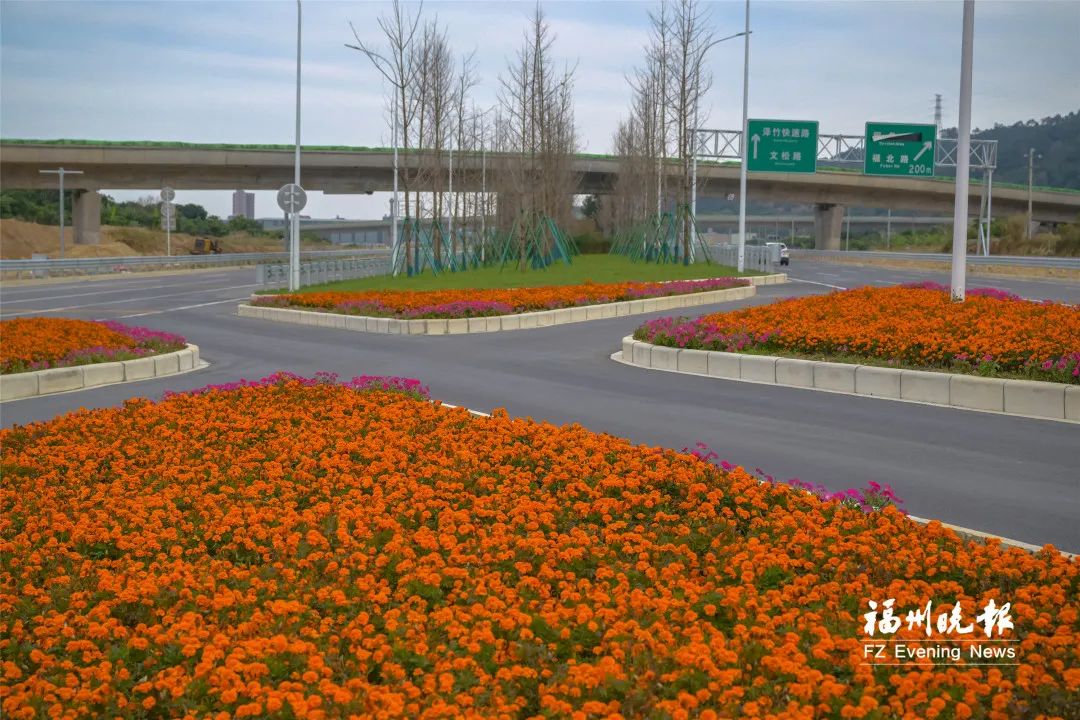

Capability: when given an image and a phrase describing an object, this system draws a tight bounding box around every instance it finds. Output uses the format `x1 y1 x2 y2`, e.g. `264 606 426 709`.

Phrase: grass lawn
291 255 761 294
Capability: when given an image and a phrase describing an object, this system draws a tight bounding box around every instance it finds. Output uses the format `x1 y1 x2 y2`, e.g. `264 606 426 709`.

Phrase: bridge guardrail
0 248 389 279
256 257 392 288
791 249 1080 269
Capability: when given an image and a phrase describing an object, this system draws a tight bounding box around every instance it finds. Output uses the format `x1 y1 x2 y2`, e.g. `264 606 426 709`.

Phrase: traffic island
615 338 1078 422
619 284 1080 422
0 317 201 401
0 344 202 401
239 274 787 335
3 371 1075 717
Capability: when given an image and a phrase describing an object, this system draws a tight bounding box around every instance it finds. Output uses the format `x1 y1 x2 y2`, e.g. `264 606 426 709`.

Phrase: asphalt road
2 262 1078 552
786 260 1080 303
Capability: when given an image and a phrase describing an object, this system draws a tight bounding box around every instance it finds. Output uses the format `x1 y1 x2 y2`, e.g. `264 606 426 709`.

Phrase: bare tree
611 0 717 262
451 49 478 258
668 0 715 260
497 3 578 269
348 0 423 272
422 22 455 262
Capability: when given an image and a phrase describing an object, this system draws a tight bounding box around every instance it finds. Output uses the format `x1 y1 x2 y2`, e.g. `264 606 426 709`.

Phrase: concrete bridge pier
73 190 101 245
814 203 843 250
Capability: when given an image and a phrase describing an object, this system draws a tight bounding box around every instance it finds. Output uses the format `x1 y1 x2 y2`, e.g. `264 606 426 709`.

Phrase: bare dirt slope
0 219 336 259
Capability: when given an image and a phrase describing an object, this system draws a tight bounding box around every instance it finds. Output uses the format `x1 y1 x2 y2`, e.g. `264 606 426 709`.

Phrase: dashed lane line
1 277 254 305
2 284 261 318
786 277 848 290
101 296 256 320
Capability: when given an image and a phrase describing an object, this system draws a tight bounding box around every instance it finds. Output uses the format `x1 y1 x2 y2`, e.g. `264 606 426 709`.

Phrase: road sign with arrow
277 183 308 214
746 118 818 173
864 122 936 177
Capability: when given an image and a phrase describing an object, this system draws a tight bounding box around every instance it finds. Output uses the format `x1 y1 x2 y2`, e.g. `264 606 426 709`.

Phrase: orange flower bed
635 286 1080 383
254 277 746 319
1 377 1077 719
0 318 187 374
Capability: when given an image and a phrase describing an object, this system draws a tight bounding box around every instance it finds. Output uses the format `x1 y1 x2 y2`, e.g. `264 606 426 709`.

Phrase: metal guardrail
257 257 392 288
707 244 778 272
791 249 1080 269
0 248 389 279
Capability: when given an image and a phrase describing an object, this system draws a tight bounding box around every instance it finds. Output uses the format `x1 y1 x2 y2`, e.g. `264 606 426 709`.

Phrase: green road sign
864 122 936 177
746 119 818 173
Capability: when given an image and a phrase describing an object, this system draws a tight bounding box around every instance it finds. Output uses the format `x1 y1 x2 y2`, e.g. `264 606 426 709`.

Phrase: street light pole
39 168 83 259
392 85 400 275
289 0 302 292
1026 147 1038 241
481 139 487 260
949 0 974 302
690 30 748 265
476 104 497 264
736 0 751 273
448 142 454 253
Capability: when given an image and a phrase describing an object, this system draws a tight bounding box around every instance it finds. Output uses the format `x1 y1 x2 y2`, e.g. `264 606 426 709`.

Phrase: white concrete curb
238 280 776 335
615 338 1079 423
906 515 1076 558
745 273 788 286
0 344 202 402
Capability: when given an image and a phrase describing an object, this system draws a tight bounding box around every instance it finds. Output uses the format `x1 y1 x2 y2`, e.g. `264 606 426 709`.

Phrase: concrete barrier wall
0 344 201 402
619 338 1078 423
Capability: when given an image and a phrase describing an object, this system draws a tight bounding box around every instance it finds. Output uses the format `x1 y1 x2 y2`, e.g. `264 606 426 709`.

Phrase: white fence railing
707 244 778 272
256 257 392 288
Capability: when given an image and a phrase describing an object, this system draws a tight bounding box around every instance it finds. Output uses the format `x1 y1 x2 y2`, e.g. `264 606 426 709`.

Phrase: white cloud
3 0 1078 219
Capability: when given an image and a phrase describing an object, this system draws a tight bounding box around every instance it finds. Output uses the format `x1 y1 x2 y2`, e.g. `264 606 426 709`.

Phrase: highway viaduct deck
3 141 1078 249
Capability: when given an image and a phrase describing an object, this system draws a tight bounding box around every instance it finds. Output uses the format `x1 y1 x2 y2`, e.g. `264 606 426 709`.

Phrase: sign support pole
38 168 83 259
290 0 302 292
736 0 750 273
160 187 175 256
950 0 974 301
392 85 400 276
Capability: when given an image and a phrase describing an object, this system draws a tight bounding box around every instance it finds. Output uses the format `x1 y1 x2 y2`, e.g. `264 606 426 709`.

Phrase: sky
2 0 1078 220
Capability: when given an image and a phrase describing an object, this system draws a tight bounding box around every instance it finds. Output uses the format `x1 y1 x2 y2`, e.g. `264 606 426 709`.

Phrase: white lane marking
1 277 252 305
1 283 261 317
101 296 254 319
0 271 245 297
786 277 848 290
441 402 492 418
1 279 163 298
988 276 1080 287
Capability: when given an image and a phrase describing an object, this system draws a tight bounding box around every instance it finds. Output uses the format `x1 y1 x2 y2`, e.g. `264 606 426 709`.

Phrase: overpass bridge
2 140 1078 248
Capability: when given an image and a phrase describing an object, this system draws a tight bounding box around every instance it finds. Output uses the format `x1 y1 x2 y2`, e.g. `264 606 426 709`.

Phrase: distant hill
941 111 1080 190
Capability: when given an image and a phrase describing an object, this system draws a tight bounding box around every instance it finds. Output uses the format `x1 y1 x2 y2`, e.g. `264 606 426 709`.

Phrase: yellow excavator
190 237 223 255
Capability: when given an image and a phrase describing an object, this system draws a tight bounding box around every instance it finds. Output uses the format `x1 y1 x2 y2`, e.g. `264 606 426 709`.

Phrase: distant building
231 190 255 219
